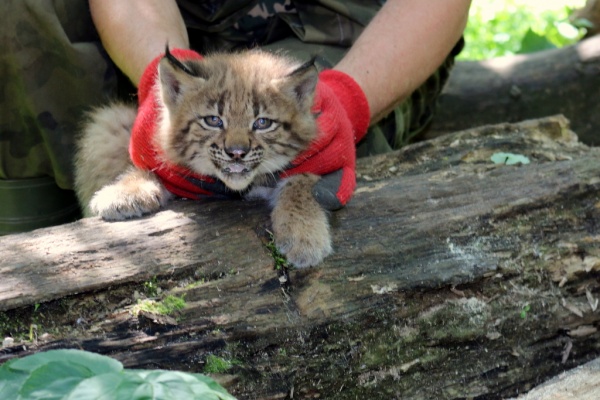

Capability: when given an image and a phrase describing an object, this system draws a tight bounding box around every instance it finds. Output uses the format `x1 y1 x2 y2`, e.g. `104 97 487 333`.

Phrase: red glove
129 49 232 199
281 69 370 210
129 50 370 207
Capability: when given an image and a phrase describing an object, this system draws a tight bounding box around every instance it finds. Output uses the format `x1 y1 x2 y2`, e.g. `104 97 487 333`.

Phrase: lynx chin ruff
74 50 333 268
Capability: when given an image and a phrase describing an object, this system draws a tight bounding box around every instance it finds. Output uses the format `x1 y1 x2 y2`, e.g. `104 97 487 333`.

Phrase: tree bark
426 35 600 146
1 115 600 399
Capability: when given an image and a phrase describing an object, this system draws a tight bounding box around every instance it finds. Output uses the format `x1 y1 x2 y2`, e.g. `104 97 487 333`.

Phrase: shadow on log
1 115 600 399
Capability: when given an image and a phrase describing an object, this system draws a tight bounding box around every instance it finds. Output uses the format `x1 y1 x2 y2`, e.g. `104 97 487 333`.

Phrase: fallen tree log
427 34 600 146
510 357 600 400
1 115 600 399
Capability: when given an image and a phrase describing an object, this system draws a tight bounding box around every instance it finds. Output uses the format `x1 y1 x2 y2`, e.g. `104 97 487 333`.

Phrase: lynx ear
279 59 319 109
158 47 207 109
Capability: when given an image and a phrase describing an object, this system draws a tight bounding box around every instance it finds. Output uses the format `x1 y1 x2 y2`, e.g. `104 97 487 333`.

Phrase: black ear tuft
159 44 208 108
164 44 197 77
159 58 183 108
291 57 318 75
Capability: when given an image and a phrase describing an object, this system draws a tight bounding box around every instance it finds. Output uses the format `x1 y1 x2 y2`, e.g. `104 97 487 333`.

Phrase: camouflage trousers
0 0 461 233
1 0 117 188
0 0 117 233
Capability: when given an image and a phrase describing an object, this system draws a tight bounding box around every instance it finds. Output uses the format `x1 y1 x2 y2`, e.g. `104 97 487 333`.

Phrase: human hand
284 69 370 210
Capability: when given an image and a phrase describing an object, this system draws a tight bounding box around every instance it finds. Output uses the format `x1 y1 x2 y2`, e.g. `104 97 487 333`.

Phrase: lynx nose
225 146 249 160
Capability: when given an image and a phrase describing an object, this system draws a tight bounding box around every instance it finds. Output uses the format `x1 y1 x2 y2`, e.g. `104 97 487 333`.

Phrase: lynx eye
203 116 223 128
253 117 273 130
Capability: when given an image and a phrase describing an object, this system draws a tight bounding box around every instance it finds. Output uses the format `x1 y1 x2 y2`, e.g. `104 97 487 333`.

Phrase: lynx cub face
157 52 318 191
75 50 333 268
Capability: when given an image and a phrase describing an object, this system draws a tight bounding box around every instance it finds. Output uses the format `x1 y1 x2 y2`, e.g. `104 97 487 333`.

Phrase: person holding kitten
0 0 470 234
92 0 470 153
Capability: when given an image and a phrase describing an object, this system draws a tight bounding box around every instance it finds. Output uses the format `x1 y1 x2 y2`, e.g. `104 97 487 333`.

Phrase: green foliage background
459 0 588 60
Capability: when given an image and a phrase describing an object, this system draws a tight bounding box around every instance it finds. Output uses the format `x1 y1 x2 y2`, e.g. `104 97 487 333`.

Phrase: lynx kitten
74 50 332 268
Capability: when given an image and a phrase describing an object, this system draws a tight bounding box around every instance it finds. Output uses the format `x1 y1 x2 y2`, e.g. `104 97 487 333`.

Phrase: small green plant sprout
520 304 531 319
143 277 160 297
33 303 40 313
28 324 37 343
0 349 237 399
491 152 531 165
265 230 291 270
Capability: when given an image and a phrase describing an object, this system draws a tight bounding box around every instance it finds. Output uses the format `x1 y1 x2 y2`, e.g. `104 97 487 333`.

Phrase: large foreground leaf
0 350 236 400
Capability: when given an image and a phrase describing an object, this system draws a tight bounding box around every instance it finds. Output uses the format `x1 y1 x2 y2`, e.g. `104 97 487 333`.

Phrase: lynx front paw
271 174 334 268
89 168 171 221
274 223 333 269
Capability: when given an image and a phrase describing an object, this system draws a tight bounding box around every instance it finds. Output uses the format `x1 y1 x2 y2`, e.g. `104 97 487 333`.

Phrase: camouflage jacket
177 0 383 51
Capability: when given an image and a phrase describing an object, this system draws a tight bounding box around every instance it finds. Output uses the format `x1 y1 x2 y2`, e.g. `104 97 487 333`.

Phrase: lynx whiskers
74 49 332 268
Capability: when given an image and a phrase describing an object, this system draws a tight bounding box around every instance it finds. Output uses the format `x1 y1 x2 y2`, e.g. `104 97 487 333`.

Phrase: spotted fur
74 50 332 268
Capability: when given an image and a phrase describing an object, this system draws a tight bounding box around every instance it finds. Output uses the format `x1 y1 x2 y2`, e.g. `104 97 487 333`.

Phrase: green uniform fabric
1 0 117 188
0 0 461 233
178 0 380 51
0 0 117 233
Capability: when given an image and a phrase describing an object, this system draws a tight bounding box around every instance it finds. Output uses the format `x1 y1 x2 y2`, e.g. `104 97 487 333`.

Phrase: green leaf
0 350 237 400
20 361 92 400
520 304 531 319
491 152 531 165
517 28 556 54
0 350 122 400
131 370 236 399
65 373 146 400
0 360 27 400
8 349 122 375
571 17 595 29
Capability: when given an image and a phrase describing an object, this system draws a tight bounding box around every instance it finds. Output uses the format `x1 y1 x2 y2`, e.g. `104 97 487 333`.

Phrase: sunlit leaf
556 21 580 39
518 29 556 54
571 17 595 29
